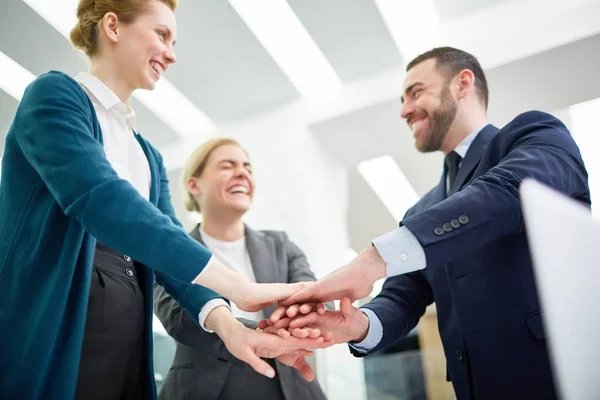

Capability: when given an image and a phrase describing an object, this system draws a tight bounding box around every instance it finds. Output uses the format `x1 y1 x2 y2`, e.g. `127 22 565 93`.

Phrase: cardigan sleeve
152 147 225 316
13 71 212 284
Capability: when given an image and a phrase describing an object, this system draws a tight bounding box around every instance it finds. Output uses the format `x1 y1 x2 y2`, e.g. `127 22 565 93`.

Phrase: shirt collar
75 72 137 131
453 124 488 158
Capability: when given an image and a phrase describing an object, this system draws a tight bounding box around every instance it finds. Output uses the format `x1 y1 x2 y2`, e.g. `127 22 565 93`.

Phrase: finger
242 348 276 379
288 312 319 329
263 326 291 339
269 306 288 323
257 319 271 330
272 317 292 329
316 303 326 314
294 357 316 382
280 285 316 306
290 328 309 338
340 297 353 317
286 304 300 318
306 328 322 339
298 303 314 315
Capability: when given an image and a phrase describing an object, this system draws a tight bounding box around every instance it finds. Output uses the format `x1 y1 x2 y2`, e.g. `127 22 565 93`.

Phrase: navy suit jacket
352 111 590 400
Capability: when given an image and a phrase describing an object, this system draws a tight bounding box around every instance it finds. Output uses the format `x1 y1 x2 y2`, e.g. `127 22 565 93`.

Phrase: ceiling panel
166 0 300 124
288 0 403 81
347 168 399 250
433 0 511 22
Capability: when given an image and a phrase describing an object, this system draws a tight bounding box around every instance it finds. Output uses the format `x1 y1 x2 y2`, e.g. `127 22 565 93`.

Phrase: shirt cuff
348 308 383 353
372 226 426 277
198 298 231 332
192 255 215 284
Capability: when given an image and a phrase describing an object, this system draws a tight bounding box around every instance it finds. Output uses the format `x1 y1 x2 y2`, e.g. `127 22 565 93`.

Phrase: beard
417 85 458 153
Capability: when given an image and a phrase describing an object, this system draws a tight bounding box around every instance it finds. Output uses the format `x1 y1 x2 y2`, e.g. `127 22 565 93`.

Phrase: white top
197 230 265 331
76 72 151 200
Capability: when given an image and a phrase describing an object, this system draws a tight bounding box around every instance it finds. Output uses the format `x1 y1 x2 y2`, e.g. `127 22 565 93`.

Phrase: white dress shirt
197 230 264 332
352 124 488 352
76 72 151 200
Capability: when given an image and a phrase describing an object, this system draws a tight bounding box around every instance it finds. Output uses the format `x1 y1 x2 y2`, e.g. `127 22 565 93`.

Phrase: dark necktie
445 151 462 195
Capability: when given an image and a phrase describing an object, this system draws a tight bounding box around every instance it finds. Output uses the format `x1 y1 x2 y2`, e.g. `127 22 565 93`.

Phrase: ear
100 12 120 44
456 69 475 101
186 177 202 197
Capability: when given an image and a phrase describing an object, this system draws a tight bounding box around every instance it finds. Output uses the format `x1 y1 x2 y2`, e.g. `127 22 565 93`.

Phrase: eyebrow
401 82 423 104
158 24 176 46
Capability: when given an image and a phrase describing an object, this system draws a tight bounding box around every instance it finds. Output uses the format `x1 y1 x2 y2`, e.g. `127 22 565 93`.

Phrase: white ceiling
2 0 600 253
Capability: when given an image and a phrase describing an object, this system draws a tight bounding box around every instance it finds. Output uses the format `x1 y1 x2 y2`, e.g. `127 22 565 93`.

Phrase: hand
260 326 316 381
235 281 308 312
193 258 307 312
276 298 371 344
207 306 334 379
267 302 326 325
281 247 386 306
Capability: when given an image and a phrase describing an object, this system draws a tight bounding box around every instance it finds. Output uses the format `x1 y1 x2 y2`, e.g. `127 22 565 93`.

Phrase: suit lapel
245 226 279 284
449 124 498 196
245 226 280 317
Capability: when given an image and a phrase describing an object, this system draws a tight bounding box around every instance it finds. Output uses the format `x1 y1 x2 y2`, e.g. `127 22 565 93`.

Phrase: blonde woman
0 1 326 399
154 138 332 400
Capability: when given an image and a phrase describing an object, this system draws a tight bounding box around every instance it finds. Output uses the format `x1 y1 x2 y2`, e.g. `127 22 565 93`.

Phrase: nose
400 101 414 121
164 45 176 65
234 166 250 179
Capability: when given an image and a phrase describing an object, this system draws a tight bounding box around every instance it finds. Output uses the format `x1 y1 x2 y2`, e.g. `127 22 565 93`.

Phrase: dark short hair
407 47 489 109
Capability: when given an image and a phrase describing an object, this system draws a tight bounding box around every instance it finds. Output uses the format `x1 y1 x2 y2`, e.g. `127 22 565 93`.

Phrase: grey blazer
154 225 330 400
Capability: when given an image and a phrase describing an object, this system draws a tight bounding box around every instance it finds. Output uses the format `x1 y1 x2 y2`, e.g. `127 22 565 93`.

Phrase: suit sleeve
401 111 589 269
284 232 335 310
14 72 211 284
349 270 433 356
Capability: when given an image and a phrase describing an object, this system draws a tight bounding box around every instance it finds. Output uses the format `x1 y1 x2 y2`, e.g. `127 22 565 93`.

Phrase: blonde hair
182 138 245 213
70 0 178 58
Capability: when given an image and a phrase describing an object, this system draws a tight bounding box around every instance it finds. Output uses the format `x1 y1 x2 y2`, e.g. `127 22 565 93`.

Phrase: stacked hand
214 246 386 380
259 298 370 345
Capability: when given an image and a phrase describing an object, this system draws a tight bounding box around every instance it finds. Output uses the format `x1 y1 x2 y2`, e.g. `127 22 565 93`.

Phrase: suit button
123 255 132 263
434 227 445 236
450 219 460 229
442 223 453 232
456 348 464 360
125 268 134 278
458 215 469 224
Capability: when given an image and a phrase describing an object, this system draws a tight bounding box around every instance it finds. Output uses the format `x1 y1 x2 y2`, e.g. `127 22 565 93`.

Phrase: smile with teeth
410 117 427 132
229 185 249 194
150 61 164 76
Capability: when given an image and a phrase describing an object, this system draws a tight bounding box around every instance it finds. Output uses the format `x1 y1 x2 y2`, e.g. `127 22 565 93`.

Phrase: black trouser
75 242 147 400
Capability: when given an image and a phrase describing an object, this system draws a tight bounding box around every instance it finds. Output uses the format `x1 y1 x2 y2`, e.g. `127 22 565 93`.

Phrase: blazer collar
447 124 498 196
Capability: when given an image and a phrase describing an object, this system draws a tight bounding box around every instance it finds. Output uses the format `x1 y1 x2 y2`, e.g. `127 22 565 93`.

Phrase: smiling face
400 58 459 153
101 0 177 92
190 144 255 216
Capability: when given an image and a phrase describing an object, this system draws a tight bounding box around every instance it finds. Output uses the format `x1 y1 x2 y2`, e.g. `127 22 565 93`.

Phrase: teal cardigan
0 71 222 399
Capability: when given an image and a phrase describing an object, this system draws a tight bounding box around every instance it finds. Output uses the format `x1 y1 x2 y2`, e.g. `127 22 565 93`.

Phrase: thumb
242 348 276 379
340 297 354 318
